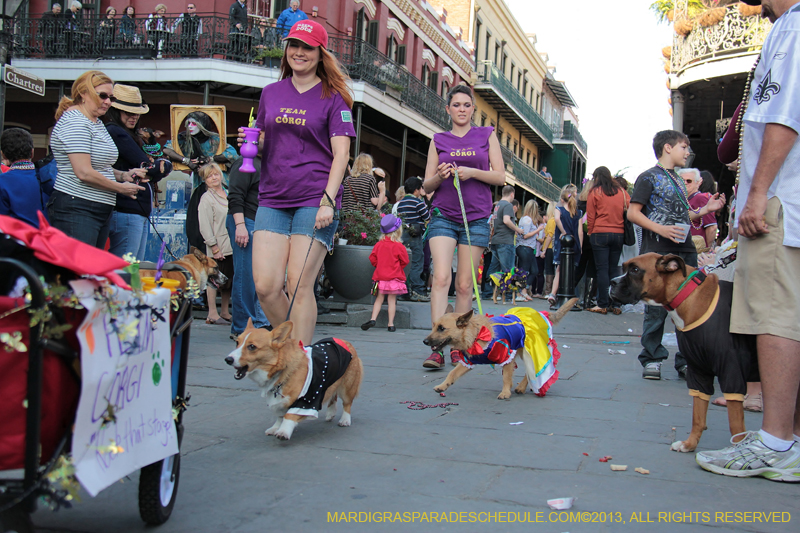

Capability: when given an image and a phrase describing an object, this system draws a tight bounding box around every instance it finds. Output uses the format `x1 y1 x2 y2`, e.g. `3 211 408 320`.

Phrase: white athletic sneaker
642 361 662 380
695 431 800 482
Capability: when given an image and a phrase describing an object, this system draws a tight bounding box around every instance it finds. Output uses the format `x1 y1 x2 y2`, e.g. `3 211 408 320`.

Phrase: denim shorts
426 211 490 248
254 206 339 251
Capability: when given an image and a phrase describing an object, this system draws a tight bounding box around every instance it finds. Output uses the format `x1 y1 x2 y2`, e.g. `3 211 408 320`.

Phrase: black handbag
622 192 636 246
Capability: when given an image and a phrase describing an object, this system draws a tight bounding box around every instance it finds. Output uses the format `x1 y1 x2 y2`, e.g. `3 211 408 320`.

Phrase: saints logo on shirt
753 69 780 105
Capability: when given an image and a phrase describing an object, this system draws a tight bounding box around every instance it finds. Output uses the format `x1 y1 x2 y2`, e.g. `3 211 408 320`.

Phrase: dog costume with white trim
286 338 352 418
460 308 561 396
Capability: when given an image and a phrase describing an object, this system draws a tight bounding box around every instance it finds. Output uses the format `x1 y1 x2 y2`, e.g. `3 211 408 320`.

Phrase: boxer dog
610 253 758 453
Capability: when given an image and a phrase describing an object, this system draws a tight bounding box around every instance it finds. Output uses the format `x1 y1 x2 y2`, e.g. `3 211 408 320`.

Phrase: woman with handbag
586 166 630 314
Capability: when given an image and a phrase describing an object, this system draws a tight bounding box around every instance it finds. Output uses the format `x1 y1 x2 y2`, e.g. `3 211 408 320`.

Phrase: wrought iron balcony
327 36 450 130
475 62 553 148
8 15 452 131
556 121 587 157
670 4 771 75
500 145 560 202
9 14 280 62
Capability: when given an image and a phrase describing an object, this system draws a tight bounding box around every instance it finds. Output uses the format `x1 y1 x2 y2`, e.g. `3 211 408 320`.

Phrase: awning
545 78 577 108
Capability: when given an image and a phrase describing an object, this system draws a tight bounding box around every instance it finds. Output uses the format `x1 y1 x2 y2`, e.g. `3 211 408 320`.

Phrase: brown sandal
587 306 607 315
610 307 622 315
743 392 763 412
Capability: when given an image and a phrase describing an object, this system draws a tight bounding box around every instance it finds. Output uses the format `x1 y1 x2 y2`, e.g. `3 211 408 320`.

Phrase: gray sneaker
642 362 662 380
695 431 800 482
409 290 430 302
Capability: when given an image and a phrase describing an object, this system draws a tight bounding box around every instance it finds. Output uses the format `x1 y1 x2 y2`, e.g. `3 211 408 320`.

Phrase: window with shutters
441 80 449 97
397 45 406 65
386 36 397 62
367 20 379 47
475 19 482 62
485 30 492 68
422 64 430 86
430 72 439 93
355 8 366 41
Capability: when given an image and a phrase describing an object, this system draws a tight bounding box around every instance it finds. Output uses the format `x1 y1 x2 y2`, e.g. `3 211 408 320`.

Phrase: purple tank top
432 126 494 222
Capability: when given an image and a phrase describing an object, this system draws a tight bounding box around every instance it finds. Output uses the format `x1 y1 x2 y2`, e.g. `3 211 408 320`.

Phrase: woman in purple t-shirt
238 20 355 344
421 85 505 369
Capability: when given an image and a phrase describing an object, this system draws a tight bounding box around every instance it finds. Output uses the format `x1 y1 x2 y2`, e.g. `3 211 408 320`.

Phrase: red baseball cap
285 20 328 49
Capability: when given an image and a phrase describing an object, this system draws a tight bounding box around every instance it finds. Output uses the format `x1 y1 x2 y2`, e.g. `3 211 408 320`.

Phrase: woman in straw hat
104 83 173 259
48 70 147 248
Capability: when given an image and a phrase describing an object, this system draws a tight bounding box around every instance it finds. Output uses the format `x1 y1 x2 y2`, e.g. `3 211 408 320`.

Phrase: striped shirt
395 194 429 226
51 109 119 206
341 173 379 212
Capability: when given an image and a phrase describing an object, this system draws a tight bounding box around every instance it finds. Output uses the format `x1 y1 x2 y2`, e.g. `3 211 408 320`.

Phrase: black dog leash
285 227 317 322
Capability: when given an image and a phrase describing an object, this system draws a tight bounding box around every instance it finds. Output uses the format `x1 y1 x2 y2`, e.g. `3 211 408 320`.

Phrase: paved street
34 299 798 532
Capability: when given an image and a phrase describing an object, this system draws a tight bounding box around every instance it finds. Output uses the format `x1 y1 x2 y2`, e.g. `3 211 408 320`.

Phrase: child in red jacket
362 214 409 332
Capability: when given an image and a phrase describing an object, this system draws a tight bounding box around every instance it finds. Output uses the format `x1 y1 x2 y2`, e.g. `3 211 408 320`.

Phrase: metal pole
354 104 362 154
0 0 8 136
399 126 407 182
203 81 210 105
556 234 577 308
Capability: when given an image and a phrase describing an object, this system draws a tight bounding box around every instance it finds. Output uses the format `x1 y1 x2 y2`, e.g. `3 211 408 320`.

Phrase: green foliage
650 0 709 24
337 208 383 246
254 47 284 60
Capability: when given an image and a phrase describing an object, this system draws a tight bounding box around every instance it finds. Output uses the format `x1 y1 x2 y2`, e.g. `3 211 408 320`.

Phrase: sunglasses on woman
96 92 118 102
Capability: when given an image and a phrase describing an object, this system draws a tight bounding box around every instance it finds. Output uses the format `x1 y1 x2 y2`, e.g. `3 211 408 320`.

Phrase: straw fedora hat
111 84 149 114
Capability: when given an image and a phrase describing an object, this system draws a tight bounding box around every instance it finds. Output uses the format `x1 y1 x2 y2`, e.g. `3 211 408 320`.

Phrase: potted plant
254 46 284 68
385 81 405 100
324 208 382 301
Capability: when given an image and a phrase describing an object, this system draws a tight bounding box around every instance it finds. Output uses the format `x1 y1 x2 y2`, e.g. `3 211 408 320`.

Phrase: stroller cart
0 215 193 532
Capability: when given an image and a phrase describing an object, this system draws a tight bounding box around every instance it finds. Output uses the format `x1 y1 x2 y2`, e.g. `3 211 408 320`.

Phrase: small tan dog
423 299 576 399
140 247 226 291
224 319 363 441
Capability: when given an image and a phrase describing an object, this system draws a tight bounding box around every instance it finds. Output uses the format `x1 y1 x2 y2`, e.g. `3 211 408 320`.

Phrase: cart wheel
138 423 183 525
138 451 180 525
0 506 34 533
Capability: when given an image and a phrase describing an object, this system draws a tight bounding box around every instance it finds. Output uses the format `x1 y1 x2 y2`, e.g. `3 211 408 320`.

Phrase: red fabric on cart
0 213 131 289
0 297 82 471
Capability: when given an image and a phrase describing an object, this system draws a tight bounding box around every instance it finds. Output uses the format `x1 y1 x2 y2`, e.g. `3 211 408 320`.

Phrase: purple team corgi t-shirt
432 126 494 222
255 78 356 208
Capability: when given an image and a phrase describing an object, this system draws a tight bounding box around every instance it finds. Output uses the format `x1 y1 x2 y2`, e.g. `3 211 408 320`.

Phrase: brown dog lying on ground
610 253 758 452
423 299 576 399
140 247 226 291
224 319 363 441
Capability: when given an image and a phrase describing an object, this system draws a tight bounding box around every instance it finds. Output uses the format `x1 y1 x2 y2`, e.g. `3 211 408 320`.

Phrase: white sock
758 429 793 452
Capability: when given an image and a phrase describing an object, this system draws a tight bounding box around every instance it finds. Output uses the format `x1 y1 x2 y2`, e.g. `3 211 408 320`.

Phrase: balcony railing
556 121 587 156
500 145 560 202
327 36 450 130
9 14 279 62
671 5 771 75
8 14 452 131
478 63 553 145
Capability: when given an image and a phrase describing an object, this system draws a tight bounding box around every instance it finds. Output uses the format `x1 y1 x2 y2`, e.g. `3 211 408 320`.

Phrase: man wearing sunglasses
678 168 717 248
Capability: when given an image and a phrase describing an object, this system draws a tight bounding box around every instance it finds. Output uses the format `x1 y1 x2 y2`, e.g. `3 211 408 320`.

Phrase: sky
504 0 675 182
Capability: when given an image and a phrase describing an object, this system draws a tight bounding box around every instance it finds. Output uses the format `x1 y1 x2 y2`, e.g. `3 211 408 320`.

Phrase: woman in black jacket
105 84 172 259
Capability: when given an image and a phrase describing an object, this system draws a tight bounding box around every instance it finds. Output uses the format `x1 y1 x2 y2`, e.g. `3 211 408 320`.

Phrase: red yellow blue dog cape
458 307 561 396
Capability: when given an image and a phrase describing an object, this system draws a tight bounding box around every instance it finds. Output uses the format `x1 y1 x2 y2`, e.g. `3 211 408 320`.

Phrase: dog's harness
664 270 706 312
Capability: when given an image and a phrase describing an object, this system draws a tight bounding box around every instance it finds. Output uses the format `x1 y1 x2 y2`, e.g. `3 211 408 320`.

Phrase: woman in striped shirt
48 70 146 248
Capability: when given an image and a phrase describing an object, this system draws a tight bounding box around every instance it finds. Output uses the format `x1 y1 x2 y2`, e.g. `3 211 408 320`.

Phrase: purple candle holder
239 127 260 173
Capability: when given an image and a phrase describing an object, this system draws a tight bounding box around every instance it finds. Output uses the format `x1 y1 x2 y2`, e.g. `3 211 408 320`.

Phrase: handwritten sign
70 280 177 497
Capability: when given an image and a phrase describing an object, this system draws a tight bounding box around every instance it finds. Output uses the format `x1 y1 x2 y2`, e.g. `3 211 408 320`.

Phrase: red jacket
369 237 409 281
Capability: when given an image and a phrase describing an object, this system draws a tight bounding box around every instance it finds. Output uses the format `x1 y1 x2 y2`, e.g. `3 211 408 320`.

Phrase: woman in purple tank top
421 85 505 369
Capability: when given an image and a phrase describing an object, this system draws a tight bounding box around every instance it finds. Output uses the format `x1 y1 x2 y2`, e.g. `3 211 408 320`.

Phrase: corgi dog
423 299 577 400
224 319 363 441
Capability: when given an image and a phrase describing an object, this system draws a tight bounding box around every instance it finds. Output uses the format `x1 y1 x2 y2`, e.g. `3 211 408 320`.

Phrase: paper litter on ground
607 349 627 355
635 467 650 475
509 421 524 425
610 464 628 471
659 403 670 407
547 497 575 510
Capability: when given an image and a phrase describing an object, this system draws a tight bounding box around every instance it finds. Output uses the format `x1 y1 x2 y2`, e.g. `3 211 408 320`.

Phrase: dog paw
265 426 279 436
514 386 526 395
338 412 352 427
670 440 695 453
433 384 448 393
275 431 291 440
497 391 511 400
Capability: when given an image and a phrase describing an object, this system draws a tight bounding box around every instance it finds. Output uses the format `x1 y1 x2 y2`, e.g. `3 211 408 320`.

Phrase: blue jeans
483 243 516 295
638 250 697 370
515 246 537 289
590 233 623 309
47 190 113 248
402 231 425 294
109 211 149 259
226 215 270 335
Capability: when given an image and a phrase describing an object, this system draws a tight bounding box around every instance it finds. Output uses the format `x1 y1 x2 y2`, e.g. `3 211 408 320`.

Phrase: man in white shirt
695 0 800 483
